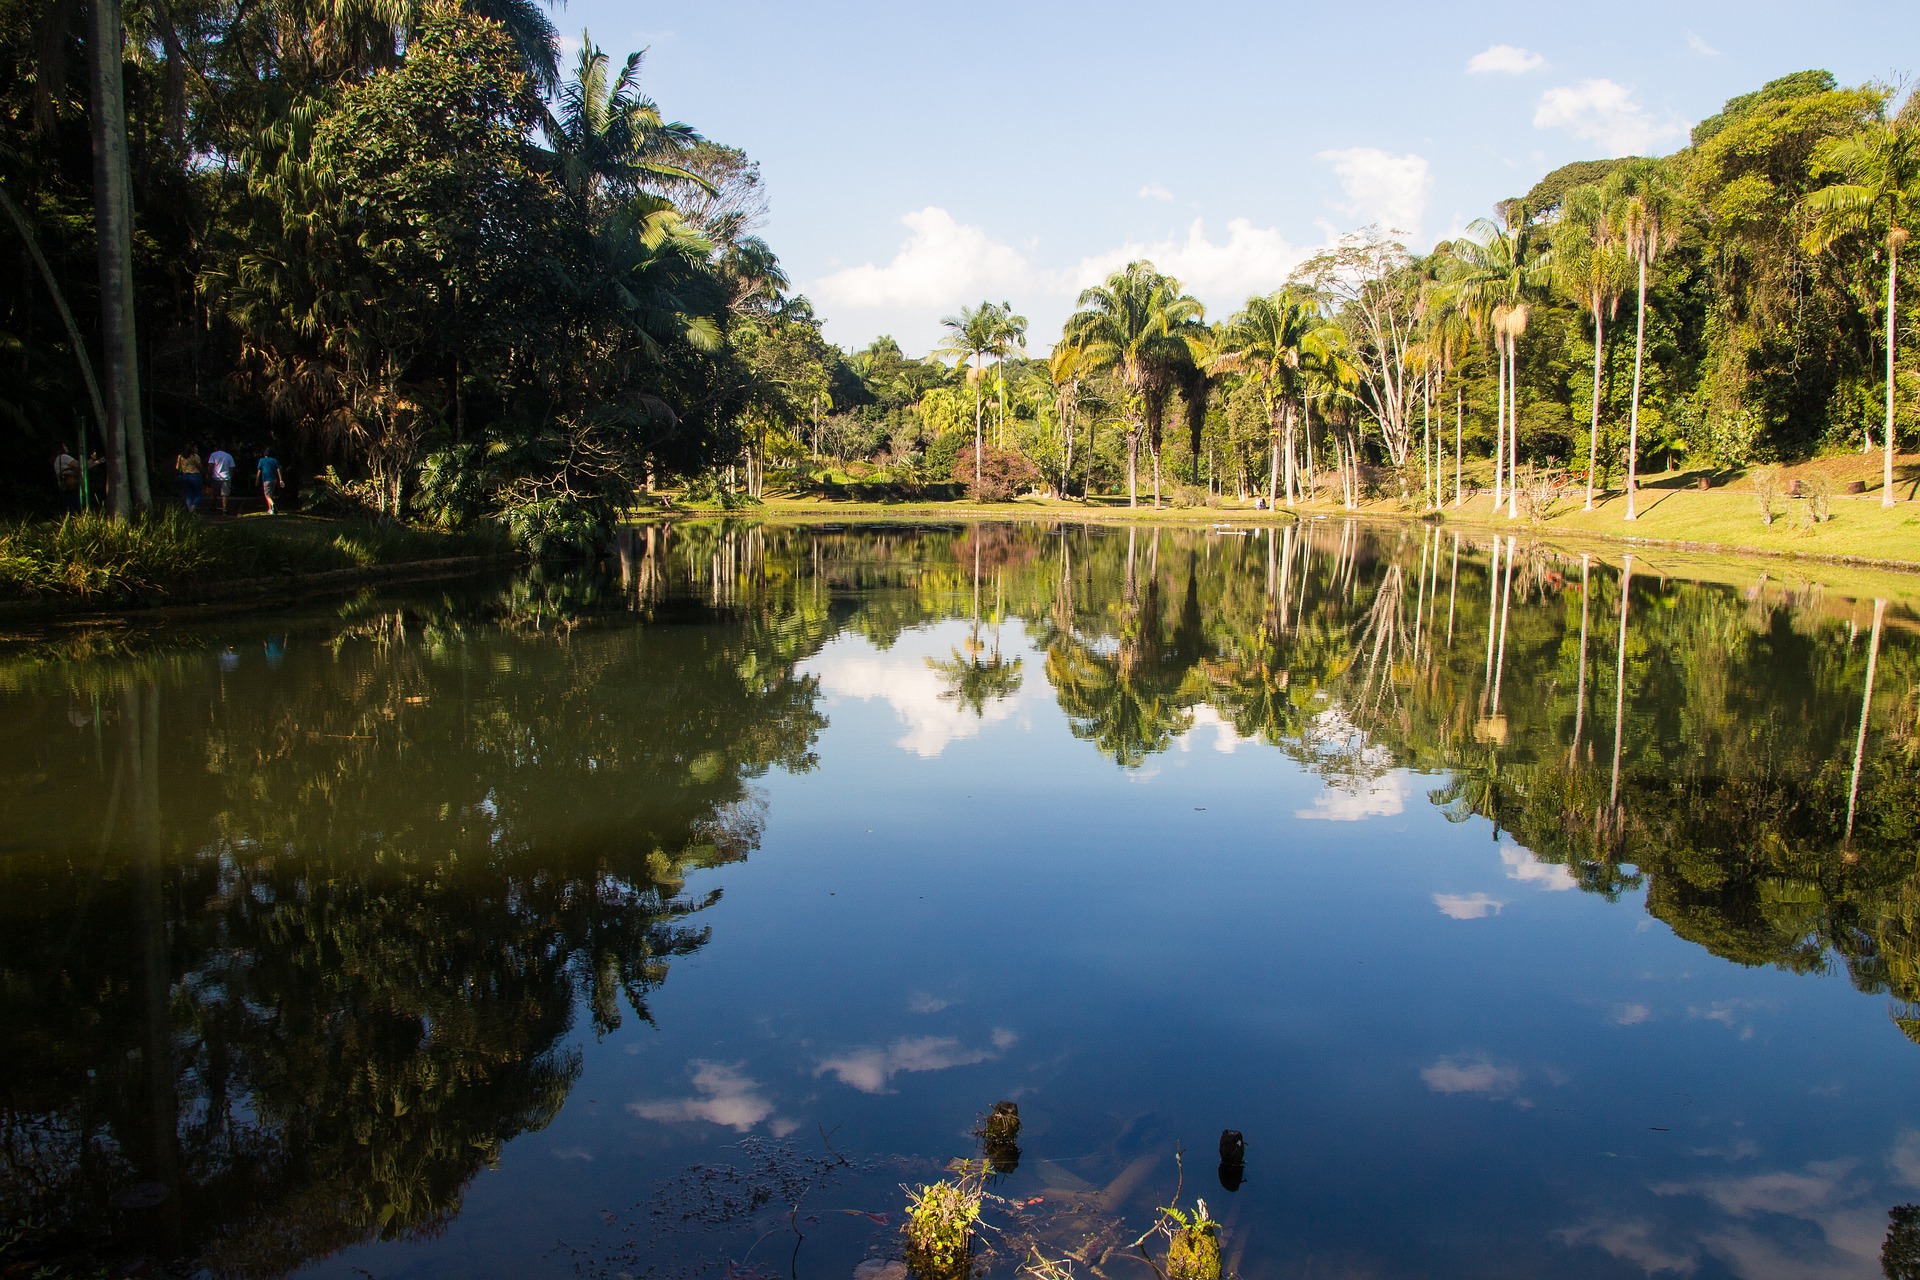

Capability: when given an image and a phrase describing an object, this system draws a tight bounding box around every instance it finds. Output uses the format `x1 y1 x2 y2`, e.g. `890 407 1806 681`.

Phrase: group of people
50 442 286 516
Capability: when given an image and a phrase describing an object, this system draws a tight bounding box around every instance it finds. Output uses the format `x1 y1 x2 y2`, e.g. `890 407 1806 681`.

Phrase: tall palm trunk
1625 254 1648 520
973 353 983 485
1492 337 1506 513
89 0 150 516
1882 245 1898 507
1455 388 1463 506
1846 597 1886 840
1584 296 1604 511
1507 332 1521 519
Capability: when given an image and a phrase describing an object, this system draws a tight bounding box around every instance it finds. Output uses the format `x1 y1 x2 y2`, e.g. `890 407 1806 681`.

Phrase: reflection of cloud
808 641 1020 757
1688 999 1762 1039
1891 1130 1920 1187
1297 772 1405 821
1655 1161 1859 1219
1421 1054 1521 1098
630 1061 796 1135
1614 1003 1652 1025
1179 704 1247 754
1555 1218 1697 1275
1434 892 1505 920
1501 845 1577 891
817 1032 1016 1095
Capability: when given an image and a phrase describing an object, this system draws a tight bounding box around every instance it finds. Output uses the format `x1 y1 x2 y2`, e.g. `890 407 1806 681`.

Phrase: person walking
52 443 83 514
175 443 205 512
207 446 236 515
257 446 283 515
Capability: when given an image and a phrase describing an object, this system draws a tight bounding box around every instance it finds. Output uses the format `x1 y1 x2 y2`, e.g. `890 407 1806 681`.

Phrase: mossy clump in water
1164 1214 1220 1280
983 1100 1020 1146
902 1175 982 1280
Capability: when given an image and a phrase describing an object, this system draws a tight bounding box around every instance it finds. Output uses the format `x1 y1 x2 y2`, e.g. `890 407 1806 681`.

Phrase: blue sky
564 1 1918 356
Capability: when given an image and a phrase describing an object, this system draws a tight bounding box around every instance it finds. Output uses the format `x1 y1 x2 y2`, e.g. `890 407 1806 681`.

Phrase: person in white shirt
207 447 236 514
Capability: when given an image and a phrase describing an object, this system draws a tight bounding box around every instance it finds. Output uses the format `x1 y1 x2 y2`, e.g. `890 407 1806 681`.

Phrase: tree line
764 71 1919 516
3 21 1914 536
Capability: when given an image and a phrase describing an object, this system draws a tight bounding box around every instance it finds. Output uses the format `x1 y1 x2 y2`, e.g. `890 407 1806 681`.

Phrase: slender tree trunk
1267 418 1279 507
1152 440 1162 509
1455 388 1463 506
1883 246 1898 507
89 0 149 516
973 353 983 486
1611 555 1633 806
1507 332 1521 519
1573 554 1591 763
0 186 112 463
1846 597 1886 840
1626 255 1647 520
1126 423 1139 508
1493 336 1506 514
1303 394 1315 499
1585 299 1604 511
1422 371 1433 510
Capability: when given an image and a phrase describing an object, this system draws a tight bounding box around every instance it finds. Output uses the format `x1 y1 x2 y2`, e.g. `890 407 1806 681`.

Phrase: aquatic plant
902 1166 985 1280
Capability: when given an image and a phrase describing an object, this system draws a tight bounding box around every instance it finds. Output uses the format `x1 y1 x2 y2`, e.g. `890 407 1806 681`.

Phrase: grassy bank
0 512 510 606
676 454 1920 566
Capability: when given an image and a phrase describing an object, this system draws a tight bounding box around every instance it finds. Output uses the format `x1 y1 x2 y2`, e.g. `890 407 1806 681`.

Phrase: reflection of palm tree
927 649 1024 717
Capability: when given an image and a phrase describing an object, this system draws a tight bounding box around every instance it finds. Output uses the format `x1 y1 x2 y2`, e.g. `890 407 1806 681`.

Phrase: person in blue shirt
257 447 283 514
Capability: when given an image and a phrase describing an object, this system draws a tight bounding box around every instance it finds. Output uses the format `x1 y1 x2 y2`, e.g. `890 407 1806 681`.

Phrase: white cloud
1467 44 1544 75
810 207 1031 311
1501 845 1577 891
1686 31 1721 57
816 1032 1016 1094
1060 217 1307 307
1421 1054 1522 1098
1613 1002 1653 1025
630 1061 795 1134
1434 892 1505 919
1533 80 1690 157
908 991 953 1014
1317 148 1432 237
1178 704 1248 754
1137 183 1174 202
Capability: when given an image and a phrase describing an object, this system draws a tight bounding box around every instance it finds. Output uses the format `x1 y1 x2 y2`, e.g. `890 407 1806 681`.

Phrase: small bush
1167 484 1218 509
951 445 1040 502
1802 473 1834 523
1751 466 1782 526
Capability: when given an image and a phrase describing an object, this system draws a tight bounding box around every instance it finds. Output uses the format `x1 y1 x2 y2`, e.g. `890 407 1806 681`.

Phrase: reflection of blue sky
350 598 1920 1280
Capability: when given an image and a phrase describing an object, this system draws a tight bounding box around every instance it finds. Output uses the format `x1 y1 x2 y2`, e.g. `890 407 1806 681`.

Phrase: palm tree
1176 324 1226 490
1217 289 1334 508
1063 263 1204 508
935 302 1003 485
538 36 712 212
1804 111 1920 508
1047 343 1085 495
989 302 1028 448
1613 161 1680 521
1553 182 1631 511
1440 206 1551 519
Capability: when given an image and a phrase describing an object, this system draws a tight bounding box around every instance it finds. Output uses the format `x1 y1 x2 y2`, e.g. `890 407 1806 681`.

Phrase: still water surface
4 521 1919 1280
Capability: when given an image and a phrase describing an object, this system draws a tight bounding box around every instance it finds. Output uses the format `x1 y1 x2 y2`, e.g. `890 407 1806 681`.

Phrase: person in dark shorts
257 447 283 515
52 444 82 514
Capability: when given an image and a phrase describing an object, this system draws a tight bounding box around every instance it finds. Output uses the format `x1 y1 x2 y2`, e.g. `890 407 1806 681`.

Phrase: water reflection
2 518 1917 1277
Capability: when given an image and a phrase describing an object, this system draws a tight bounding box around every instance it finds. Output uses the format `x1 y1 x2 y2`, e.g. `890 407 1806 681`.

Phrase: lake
4 519 1918 1280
